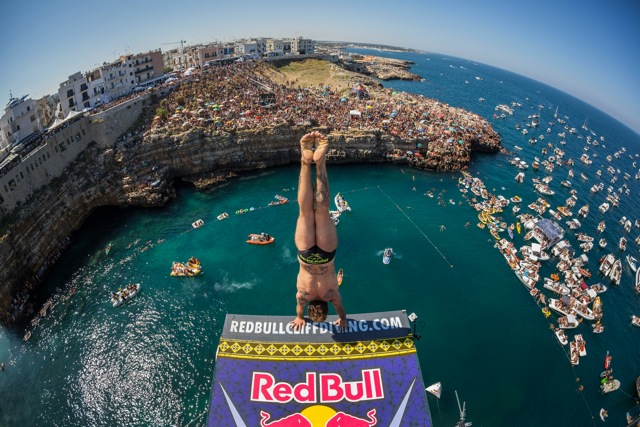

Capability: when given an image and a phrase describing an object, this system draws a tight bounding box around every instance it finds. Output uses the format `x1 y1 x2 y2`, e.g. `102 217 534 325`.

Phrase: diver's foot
313 132 329 163
300 132 315 164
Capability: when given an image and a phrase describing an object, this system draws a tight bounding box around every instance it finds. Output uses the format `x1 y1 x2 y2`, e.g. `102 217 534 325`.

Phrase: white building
0 95 42 159
291 37 314 55
236 38 267 57
58 70 108 117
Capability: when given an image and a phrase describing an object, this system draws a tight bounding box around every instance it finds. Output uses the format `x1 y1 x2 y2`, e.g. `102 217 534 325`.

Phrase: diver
290 131 347 332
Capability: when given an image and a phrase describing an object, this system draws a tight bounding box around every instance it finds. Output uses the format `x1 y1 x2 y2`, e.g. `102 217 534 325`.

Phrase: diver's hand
290 317 306 331
333 317 348 332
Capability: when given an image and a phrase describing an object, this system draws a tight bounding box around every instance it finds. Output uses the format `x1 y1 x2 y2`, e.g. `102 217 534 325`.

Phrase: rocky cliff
0 123 499 324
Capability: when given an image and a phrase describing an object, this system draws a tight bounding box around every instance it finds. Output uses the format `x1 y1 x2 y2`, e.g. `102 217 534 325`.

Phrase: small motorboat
111 283 141 308
600 379 620 394
192 219 205 229
575 334 587 356
247 233 275 245
570 342 580 365
425 382 442 399
217 212 229 221
619 237 627 251
600 409 608 422
558 314 579 329
632 315 640 327
554 328 568 345
383 248 393 265
334 193 352 213
627 254 638 272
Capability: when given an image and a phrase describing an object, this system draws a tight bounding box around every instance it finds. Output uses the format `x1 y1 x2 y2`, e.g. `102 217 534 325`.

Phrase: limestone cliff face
0 124 498 324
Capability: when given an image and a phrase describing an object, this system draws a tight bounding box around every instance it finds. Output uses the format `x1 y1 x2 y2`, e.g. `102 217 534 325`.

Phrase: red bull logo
251 369 383 404
260 406 377 427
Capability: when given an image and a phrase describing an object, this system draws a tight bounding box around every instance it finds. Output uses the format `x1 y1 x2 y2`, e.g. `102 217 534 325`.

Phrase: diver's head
307 300 328 322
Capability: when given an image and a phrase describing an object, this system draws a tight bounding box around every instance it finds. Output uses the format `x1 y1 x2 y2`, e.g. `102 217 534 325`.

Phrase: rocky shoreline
351 54 423 81
0 59 500 325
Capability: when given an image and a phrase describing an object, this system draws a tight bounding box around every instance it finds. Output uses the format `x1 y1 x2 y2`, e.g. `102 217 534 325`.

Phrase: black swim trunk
298 245 336 265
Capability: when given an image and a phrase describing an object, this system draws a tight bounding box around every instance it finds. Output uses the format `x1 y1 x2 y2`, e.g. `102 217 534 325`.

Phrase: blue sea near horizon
1 50 639 427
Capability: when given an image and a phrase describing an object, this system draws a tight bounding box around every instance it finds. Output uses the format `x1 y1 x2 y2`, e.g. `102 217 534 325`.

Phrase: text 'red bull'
251 369 384 403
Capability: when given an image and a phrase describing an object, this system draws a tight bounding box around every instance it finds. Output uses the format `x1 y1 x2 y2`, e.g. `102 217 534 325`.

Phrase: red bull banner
208 311 432 426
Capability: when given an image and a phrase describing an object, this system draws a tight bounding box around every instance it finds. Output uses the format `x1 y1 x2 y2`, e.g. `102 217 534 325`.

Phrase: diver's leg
295 133 316 251
313 133 338 252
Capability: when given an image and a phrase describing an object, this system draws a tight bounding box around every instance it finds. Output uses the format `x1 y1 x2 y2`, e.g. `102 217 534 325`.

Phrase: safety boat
111 283 140 307
383 248 393 265
268 195 289 206
247 233 275 245
334 192 351 213
171 257 202 277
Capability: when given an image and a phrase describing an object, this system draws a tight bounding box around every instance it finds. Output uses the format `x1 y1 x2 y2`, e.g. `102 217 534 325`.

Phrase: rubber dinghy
246 234 275 245
383 248 393 265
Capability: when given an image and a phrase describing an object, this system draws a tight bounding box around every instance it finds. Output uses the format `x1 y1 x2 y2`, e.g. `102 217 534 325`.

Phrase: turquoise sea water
1 50 639 426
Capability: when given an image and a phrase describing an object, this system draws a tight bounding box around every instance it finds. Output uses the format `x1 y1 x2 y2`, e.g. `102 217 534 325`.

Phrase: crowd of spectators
145 61 501 170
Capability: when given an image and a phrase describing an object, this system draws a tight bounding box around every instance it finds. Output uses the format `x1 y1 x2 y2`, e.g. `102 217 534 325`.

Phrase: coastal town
0 36 501 327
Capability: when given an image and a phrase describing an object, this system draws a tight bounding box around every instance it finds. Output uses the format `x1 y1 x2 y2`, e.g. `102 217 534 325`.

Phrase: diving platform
208 310 432 426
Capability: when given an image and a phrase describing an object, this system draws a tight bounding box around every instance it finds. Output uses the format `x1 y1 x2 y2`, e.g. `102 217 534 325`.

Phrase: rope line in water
376 186 454 268
183 408 209 427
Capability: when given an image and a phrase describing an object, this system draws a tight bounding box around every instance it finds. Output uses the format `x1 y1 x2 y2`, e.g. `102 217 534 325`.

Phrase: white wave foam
214 278 256 293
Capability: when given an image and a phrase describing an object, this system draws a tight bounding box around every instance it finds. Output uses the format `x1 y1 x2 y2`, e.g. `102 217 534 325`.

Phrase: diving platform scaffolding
208 310 432 426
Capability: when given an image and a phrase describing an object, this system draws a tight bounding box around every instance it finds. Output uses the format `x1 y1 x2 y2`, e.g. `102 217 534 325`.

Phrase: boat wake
214 278 257 293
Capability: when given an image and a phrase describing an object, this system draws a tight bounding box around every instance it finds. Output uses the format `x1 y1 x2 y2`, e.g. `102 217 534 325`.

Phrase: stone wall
0 94 152 211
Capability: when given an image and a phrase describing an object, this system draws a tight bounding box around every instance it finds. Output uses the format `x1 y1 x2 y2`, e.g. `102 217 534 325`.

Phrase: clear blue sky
1 0 639 134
